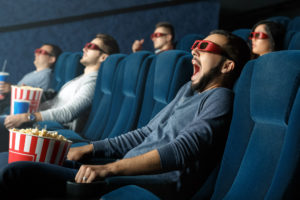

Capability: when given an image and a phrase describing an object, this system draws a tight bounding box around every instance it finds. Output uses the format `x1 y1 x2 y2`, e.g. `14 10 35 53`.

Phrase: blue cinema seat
287 31 300 50
136 50 193 128
268 16 291 29
49 52 71 91
176 33 204 52
55 51 153 144
100 50 300 200
232 28 251 43
287 16 300 31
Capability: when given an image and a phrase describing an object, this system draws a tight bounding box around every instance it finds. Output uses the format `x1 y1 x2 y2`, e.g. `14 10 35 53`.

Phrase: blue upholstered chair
232 28 251 43
268 16 291 29
136 50 193 128
63 52 85 83
100 50 300 200
56 51 153 144
287 31 300 50
176 34 204 52
287 16 300 31
49 52 71 92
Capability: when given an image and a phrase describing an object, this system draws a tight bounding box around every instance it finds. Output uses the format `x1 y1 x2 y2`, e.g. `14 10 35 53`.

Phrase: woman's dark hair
209 29 251 88
251 20 286 51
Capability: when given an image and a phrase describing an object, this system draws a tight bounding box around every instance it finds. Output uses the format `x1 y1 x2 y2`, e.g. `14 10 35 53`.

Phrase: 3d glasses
34 48 52 56
150 32 168 39
191 40 223 55
84 42 105 52
248 32 269 40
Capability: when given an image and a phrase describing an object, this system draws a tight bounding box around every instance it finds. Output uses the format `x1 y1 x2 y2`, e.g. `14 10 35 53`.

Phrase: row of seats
98 50 300 199
268 15 300 31
38 50 193 147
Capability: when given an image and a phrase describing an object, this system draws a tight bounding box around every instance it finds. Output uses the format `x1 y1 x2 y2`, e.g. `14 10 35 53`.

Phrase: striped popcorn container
8 130 72 165
10 85 43 114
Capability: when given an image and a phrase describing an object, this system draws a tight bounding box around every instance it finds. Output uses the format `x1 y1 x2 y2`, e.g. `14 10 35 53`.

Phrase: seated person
0 43 62 114
249 20 285 59
0 30 250 199
0 33 119 151
132 21 175 54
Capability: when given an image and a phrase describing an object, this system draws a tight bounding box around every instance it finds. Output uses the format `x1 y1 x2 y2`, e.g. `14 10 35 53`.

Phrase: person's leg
0 161 78 198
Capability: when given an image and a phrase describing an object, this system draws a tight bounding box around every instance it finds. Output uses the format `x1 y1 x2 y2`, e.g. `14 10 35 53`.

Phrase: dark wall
0 0 219 84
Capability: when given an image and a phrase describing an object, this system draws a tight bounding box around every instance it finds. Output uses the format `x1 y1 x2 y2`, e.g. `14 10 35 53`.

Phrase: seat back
64 52 85 83
211 50 300 200
176 34 204 52
100 51 154 139
137 50 193 128
287 16 300 31
232 28 251 43
287 31 300 50
268 16 291 29
80 54 127 139
50 52 71 91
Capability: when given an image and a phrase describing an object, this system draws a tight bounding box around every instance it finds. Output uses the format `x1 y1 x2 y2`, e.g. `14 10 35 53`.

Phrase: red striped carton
8 130 72 165
10 85 43 114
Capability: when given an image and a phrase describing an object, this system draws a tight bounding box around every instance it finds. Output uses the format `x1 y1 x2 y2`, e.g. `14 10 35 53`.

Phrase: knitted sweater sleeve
157 89 234 170
40 74 97 123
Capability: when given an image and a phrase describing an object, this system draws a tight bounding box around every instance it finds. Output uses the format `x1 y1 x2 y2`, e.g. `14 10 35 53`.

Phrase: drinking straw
2 59 7 72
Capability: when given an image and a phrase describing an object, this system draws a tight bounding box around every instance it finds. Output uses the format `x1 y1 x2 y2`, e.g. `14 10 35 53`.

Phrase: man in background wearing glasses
132 21 175 54
0 34 119 151
0 43 62 115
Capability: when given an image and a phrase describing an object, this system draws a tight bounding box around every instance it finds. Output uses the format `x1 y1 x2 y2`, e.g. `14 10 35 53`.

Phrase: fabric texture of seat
232 28 251 42
287 16 300 31
268 16 291 28
175 33 204 52
287 31 300 50
101 185 160 200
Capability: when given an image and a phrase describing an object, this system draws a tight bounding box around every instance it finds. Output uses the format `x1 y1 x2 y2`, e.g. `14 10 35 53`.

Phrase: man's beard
191 60 224 92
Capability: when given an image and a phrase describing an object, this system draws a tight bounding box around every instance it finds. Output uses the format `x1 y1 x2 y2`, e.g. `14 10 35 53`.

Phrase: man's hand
74 150 162 183
132 39 144 52
4 113 28 129
67 144 94 161
0 81 11 94
75 164 114 183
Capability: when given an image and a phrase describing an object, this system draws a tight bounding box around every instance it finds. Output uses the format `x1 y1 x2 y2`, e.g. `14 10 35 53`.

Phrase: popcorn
11 128 68 141
8 128 72 165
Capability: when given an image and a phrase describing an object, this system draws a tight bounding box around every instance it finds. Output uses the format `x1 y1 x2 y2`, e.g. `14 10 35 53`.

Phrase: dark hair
209 29 251 88
155 21 175 42
43 43 62 68
95 33 120 55
251 20 286 51
43 43 62 58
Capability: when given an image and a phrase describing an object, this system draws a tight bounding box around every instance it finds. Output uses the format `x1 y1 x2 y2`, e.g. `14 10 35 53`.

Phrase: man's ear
99 53 109 62
166 34 172 42
221 60 235 74
49 56 56 65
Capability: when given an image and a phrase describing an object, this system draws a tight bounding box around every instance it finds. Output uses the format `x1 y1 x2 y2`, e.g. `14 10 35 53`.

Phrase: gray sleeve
92 126 152 158
18 70 52 90
157 89 234 170
40 75 96 123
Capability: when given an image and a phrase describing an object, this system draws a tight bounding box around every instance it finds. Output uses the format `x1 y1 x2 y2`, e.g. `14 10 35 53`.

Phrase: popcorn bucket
8 129 72 165
10 85 43 114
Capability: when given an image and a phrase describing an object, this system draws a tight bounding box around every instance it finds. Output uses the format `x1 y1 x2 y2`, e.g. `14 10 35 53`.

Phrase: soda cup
13 100 30 114
0 72 9 100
